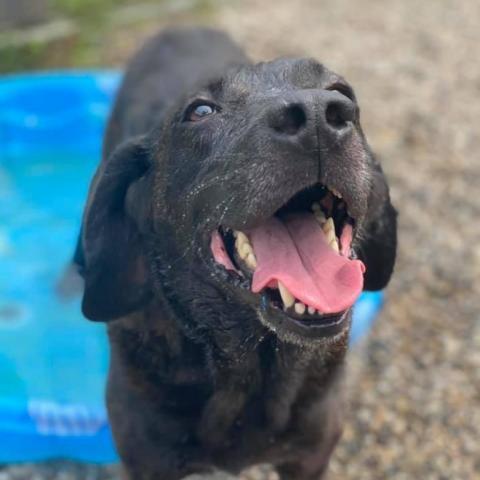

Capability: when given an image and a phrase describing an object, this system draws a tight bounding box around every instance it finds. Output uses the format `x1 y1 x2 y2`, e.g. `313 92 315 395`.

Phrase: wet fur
72 28 397 480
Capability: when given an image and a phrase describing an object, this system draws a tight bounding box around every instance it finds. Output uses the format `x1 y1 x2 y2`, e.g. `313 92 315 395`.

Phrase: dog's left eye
185 102 218 122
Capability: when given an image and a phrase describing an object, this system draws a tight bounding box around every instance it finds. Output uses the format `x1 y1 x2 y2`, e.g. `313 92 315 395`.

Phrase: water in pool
0 150 108 407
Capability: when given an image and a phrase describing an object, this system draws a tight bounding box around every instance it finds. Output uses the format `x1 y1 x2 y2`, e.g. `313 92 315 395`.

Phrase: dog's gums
211 183 365 330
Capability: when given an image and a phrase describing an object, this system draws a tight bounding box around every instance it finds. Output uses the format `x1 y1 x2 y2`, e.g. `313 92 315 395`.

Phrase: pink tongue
248 213 365 314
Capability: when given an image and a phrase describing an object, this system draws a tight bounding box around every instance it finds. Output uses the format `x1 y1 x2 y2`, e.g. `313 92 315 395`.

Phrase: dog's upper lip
230 183 358 233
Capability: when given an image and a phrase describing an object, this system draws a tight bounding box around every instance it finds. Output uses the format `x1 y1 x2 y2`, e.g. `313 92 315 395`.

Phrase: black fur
73 27 397 480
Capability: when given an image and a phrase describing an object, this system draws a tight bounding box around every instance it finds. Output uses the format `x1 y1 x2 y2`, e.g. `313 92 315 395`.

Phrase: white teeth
234 232 246 252
278 281 295 308
294 302 306 315
235 231 252 260
278 283 314 315
323 217 335 235
239 242 253 259
245 253 257 270
330 238 339 253
234 231 257 270
234 231 248 243
322 217 340 253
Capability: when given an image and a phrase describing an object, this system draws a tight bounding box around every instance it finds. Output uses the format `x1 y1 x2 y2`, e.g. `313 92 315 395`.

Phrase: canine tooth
235 231 248 245
323 217 334 231
308 306 316 315
245 253 257 270
294 302 306 315
323 218 339 251
330 238 339 253
278 281 295 308
312 202 321 211
239 242 253 259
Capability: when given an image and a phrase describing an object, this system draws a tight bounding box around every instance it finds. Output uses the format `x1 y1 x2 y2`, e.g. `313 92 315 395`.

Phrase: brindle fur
72 28 397 480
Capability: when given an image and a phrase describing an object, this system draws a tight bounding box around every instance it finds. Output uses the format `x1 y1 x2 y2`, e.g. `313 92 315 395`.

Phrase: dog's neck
108 299 347 449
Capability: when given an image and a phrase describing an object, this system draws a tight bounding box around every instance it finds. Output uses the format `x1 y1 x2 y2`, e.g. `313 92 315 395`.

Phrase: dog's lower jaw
256 308 351 347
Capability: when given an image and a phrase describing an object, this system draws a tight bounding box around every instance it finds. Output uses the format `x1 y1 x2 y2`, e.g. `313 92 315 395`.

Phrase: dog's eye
185 102 218 122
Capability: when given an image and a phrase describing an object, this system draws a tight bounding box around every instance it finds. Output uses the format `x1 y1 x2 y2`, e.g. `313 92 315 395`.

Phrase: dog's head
79 58 397 346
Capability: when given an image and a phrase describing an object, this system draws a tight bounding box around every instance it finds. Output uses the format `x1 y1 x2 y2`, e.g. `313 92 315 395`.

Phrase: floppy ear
78 137 154 321
358 160 397 291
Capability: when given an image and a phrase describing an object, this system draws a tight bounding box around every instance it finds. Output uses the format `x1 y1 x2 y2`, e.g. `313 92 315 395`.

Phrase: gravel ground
2 0 479 478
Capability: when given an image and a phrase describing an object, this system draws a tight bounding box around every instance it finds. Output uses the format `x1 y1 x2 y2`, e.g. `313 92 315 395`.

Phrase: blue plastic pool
0 71 383 463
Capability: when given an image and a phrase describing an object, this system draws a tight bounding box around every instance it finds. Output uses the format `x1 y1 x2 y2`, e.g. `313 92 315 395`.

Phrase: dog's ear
78 136 154 321
358 160 397 291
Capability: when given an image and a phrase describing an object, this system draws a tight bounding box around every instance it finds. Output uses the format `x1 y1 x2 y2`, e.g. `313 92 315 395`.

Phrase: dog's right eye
184 102 218 122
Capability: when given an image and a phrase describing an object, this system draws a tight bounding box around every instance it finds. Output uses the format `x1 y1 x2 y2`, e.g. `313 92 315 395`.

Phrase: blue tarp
0 72 383 463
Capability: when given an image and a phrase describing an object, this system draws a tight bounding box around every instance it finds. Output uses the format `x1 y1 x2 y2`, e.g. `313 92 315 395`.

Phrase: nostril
325 100 355 130
272 103 307 136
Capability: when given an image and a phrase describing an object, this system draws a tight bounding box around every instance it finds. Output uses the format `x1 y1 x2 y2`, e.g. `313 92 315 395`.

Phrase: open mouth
210 184 365 334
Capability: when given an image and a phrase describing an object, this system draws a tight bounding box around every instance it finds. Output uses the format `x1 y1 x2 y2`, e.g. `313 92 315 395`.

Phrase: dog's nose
323 93 356 131
267 90 355 141
269 103 308 136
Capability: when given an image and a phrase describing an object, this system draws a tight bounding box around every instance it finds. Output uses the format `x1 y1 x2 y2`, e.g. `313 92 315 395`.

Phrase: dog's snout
269 103 308 136
267 90 355 146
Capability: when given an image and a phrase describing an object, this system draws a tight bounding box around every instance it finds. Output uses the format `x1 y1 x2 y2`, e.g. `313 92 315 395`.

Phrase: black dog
73 27 397 480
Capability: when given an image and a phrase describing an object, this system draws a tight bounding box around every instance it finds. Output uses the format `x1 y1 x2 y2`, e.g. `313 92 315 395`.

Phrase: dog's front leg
276 431 342 480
